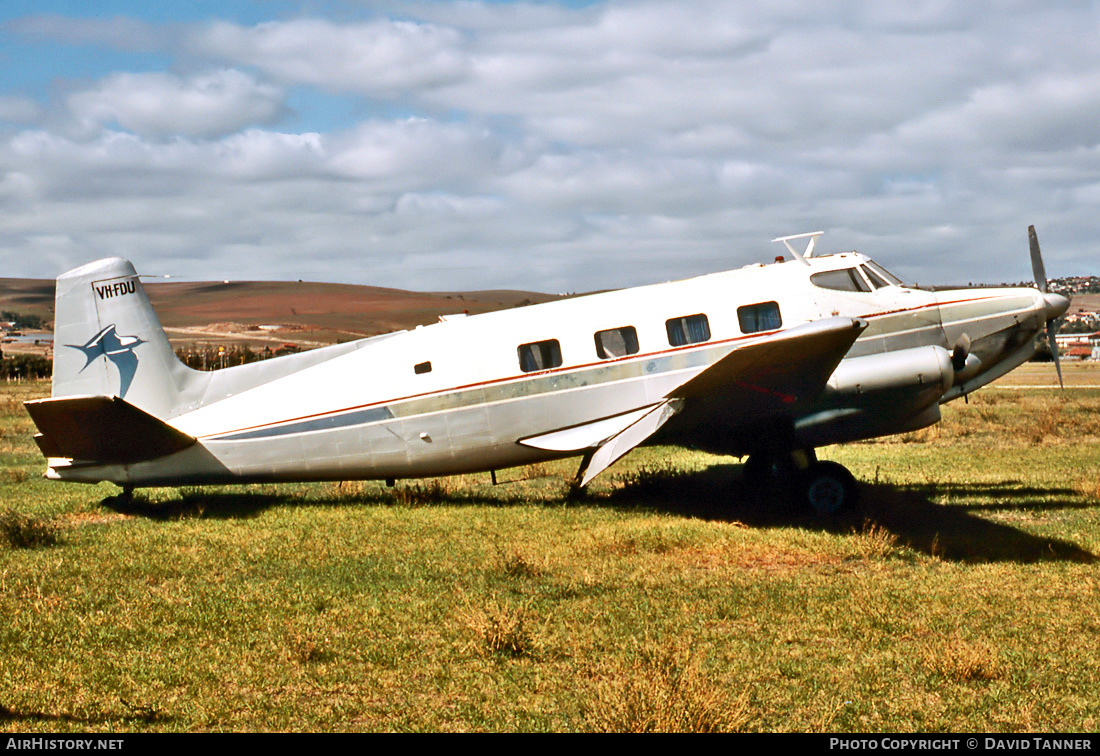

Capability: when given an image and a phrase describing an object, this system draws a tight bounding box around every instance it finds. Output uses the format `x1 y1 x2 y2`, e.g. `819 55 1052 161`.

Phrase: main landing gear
742 448 859 514
102 484 134 509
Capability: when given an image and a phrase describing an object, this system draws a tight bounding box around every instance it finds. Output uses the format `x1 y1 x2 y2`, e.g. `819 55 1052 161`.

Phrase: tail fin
52 257 195 419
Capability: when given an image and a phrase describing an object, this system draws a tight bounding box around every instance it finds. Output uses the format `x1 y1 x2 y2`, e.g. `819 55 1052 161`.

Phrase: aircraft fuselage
33 249 1067 489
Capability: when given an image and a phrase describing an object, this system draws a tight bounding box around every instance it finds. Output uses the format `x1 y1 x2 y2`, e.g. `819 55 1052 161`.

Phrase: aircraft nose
1043 292 1069 322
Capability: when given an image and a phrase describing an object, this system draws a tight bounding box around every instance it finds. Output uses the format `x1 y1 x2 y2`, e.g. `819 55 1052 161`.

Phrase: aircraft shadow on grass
605 463 1098 564
0 700 168 727
99 462 1097 565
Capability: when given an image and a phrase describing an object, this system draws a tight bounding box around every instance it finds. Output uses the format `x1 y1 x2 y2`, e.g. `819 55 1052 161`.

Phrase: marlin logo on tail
68 324 146 397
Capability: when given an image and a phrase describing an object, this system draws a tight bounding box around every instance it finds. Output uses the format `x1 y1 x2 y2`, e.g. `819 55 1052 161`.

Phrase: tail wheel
800 461 858 514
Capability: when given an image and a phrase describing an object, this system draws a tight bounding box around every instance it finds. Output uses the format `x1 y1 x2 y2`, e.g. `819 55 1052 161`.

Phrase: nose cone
1043 292 1069 321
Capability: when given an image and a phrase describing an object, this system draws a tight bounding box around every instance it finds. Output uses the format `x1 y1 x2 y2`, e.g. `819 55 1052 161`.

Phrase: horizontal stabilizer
25 395 196 464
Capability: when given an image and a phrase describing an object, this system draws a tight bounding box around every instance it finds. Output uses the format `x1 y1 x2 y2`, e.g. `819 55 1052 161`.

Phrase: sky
1 1 1099 293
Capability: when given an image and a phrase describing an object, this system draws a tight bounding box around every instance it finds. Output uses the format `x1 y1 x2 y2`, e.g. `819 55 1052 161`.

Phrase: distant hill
0 276 566 349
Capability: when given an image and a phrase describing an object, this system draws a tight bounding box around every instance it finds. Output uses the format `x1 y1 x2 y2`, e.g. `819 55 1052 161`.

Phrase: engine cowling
824 345 955 398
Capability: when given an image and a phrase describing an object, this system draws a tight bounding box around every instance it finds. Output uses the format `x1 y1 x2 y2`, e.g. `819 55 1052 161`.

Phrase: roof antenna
772 231 824 266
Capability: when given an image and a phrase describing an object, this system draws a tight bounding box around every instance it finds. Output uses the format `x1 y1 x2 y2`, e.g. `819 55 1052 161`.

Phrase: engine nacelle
794 346 955 448
824 345 955 398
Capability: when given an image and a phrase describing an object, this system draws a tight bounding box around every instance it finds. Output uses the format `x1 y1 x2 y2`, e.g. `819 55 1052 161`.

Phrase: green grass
1 373 1099 732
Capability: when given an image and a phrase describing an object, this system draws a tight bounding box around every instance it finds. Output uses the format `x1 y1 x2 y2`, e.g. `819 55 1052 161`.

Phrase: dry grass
1076 478 1100 501
922 634 1002 683
2 467 29 483
496 548 543 578
582 640 753 733
0 508 60 549
1 375 1098 732
851 520 902 560
459 597 542 659
389 480 453 506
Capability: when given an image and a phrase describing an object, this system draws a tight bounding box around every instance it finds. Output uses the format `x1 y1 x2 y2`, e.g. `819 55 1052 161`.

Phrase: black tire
799 461 858 514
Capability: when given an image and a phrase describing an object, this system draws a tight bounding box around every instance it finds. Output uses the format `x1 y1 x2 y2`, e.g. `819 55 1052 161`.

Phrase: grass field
1 365 1099 733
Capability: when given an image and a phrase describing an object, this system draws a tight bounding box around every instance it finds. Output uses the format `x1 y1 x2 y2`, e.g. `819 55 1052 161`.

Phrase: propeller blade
951 333 971 372
1030 226 1064 388
1029 225 1047 293
1048 320 1064 389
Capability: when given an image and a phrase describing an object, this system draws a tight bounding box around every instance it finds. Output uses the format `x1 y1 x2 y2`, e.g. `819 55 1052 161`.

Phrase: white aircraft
25 228 1068 513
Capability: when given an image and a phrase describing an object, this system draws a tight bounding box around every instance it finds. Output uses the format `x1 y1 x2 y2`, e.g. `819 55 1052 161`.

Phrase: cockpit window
863 261 905 288
810 268 871 293
861 264 890 289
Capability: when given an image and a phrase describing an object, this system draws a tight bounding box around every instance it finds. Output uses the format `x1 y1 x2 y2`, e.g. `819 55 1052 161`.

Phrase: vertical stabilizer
52 258 196 419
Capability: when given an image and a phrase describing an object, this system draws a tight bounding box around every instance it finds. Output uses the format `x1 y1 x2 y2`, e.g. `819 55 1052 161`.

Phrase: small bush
583 643 753 733
613 462 691 498
2 468 30 484
1077 478 1100 502
389 480 451 506
461 598 539 658
498 548 542 578
923 635 1001 683
0 508 60 549
851 520 900 560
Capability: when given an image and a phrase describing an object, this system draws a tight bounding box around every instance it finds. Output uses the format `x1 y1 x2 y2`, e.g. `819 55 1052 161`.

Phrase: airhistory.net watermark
6 739 123 751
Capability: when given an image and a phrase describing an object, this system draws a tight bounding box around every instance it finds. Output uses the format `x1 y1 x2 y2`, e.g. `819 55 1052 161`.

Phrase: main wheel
799 461 858 514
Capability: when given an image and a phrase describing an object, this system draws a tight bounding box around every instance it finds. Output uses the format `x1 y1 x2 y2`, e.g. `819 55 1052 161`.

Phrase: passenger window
738 301 783 333
666 314 710 347
518 339 562 372
414 361 432 374
810 268 872 292
595 326 640 359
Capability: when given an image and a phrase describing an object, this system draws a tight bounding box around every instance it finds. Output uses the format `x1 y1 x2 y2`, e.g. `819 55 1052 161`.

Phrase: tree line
1 310 46 330
0 353 51 380
174 343 300 371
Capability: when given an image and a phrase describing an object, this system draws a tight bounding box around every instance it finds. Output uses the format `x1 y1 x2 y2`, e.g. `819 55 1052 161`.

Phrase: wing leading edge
671 316 866 406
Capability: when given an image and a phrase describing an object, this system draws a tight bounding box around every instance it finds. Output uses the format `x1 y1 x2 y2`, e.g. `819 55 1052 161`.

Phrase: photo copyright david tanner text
830 738 1094 751
6 740 123 751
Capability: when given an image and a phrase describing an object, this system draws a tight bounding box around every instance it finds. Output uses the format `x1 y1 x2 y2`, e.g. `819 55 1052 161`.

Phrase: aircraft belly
48 442 236 487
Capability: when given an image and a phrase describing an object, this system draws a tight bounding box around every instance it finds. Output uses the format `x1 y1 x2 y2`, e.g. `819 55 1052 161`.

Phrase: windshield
863 260 906 287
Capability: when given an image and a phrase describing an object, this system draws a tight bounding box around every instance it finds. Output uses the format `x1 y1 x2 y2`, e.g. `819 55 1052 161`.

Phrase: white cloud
66 70 285 139
3 1 1100 289
192 19 469 96
0 95 42 124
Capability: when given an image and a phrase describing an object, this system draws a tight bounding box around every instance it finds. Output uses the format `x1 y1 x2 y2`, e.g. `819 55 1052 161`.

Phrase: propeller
951 333 971 372
1029 225 1063 389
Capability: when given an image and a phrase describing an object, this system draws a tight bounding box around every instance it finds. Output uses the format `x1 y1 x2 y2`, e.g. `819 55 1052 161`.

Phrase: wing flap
518 404 666 452
24 395 197 465
574 399 682 488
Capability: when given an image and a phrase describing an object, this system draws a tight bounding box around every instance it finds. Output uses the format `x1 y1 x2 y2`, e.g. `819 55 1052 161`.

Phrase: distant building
1055 331 1100 360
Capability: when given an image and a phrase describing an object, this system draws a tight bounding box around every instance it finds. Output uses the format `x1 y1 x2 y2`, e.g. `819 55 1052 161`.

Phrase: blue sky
2 1 1099 291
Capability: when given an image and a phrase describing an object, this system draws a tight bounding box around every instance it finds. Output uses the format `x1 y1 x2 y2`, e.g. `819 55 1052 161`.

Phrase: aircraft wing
670 316 866 407
24 395 197 465
520 316 865 487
